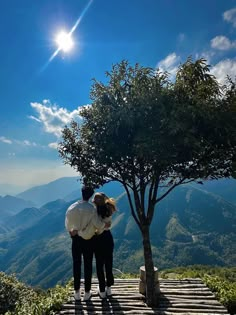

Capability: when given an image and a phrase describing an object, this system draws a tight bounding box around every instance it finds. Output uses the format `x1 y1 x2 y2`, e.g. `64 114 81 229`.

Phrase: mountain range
16 177 82 207
0 177 235 289
0 195 35 221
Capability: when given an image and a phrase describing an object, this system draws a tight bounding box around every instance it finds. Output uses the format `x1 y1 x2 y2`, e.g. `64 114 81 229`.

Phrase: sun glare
40 0 94 72
56 31 74 52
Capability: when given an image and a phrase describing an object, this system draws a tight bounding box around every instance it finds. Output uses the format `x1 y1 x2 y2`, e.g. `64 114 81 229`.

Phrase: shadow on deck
57 278 230 314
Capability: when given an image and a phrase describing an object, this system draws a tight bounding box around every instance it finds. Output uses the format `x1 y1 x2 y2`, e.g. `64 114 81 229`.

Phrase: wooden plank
158 303 226 309
62 302 226 311
61 304 227 312
159 297 222 304
159 295 217 300
58 312 227 315
158 291 214 296
159 284 207 288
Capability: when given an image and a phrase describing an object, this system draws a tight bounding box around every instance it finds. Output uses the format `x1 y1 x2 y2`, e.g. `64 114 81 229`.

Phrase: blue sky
0 0 236 194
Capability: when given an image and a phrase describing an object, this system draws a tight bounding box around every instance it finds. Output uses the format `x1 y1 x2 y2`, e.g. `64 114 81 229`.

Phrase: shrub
0 272 72 315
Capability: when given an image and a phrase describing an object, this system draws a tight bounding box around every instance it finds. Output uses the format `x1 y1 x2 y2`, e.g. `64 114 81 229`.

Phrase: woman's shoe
83 291 92 301
106 286 112 296
97 287 106 299
74 289 81 301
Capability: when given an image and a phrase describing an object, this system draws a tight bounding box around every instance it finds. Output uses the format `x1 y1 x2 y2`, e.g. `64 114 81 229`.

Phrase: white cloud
8 152 15 157
158 52 180 69
0 136 12 144
30 100 84 137
1 136 39 147
24 140 37 146
211 35 236 50
48 142 59 150
223 8 236 27
195 50 215 63
177 33 186 43
157 53 181 79
211 58 236 84
15 139 37 146
27 115 41 123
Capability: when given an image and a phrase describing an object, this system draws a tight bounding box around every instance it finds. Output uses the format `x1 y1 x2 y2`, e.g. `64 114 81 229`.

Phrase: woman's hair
93 193 116 218
96 204 110 219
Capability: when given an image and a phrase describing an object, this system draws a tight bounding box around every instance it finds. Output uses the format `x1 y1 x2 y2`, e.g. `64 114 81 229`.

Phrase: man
65 186 107 301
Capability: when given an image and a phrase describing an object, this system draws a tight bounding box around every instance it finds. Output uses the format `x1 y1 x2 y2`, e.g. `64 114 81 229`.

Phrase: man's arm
91 211 106 230
65 208 78 233
65 215 72 232
65 214 79 237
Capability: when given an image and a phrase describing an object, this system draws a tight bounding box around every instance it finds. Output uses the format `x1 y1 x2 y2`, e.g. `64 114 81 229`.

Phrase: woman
92 192 116 299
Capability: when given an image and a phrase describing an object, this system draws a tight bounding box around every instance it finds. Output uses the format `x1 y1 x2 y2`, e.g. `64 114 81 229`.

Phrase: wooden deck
57 278 230 315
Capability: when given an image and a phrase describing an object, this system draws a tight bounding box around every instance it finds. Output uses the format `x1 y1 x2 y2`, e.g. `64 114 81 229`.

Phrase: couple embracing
65 186 116 301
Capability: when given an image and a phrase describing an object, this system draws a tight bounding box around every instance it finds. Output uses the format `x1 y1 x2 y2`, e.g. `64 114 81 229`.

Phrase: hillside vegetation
0 272 72 315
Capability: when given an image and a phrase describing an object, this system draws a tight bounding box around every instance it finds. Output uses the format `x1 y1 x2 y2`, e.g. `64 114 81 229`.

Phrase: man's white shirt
65 200 105 239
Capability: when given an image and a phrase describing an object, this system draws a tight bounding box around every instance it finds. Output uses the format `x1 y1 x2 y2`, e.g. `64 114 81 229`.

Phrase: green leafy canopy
59 58 236 192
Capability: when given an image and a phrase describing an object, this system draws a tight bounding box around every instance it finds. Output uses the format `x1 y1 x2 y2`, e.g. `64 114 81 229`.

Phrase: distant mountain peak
16 177 81 207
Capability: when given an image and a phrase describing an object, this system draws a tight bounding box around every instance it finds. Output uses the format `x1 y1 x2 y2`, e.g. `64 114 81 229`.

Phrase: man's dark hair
81 186 94 201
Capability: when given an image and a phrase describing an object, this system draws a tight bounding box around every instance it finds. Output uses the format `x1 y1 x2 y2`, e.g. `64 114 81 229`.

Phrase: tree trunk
141 224 156 306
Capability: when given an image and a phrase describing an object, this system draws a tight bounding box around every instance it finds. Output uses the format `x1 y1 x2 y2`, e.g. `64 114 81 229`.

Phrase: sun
55 31 74 52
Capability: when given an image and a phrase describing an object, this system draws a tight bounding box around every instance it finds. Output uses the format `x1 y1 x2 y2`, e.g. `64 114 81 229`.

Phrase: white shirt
96 216 112 235
80 215 112 239
65 200 105 239
79 213 110 240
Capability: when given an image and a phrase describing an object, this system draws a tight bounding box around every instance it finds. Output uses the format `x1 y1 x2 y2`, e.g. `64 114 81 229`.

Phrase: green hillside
0 182 235 290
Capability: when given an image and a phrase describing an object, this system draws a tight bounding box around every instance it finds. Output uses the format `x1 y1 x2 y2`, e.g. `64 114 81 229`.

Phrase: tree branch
155 177 186 204
140 173 146 216
123 184 141 230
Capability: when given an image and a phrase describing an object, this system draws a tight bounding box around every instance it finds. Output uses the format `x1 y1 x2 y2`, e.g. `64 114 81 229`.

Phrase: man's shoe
106 286 112 296
97 287 106 299
74 289 81 301
83 291 92 301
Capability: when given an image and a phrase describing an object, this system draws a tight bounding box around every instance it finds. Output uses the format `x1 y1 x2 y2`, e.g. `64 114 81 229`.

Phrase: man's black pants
94 230 114 292
72 235 93 292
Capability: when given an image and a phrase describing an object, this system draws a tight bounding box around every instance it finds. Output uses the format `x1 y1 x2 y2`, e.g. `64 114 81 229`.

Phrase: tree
58 58 236 306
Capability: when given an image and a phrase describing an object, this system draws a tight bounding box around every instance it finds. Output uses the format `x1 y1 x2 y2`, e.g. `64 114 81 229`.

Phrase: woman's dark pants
94 230 114 292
